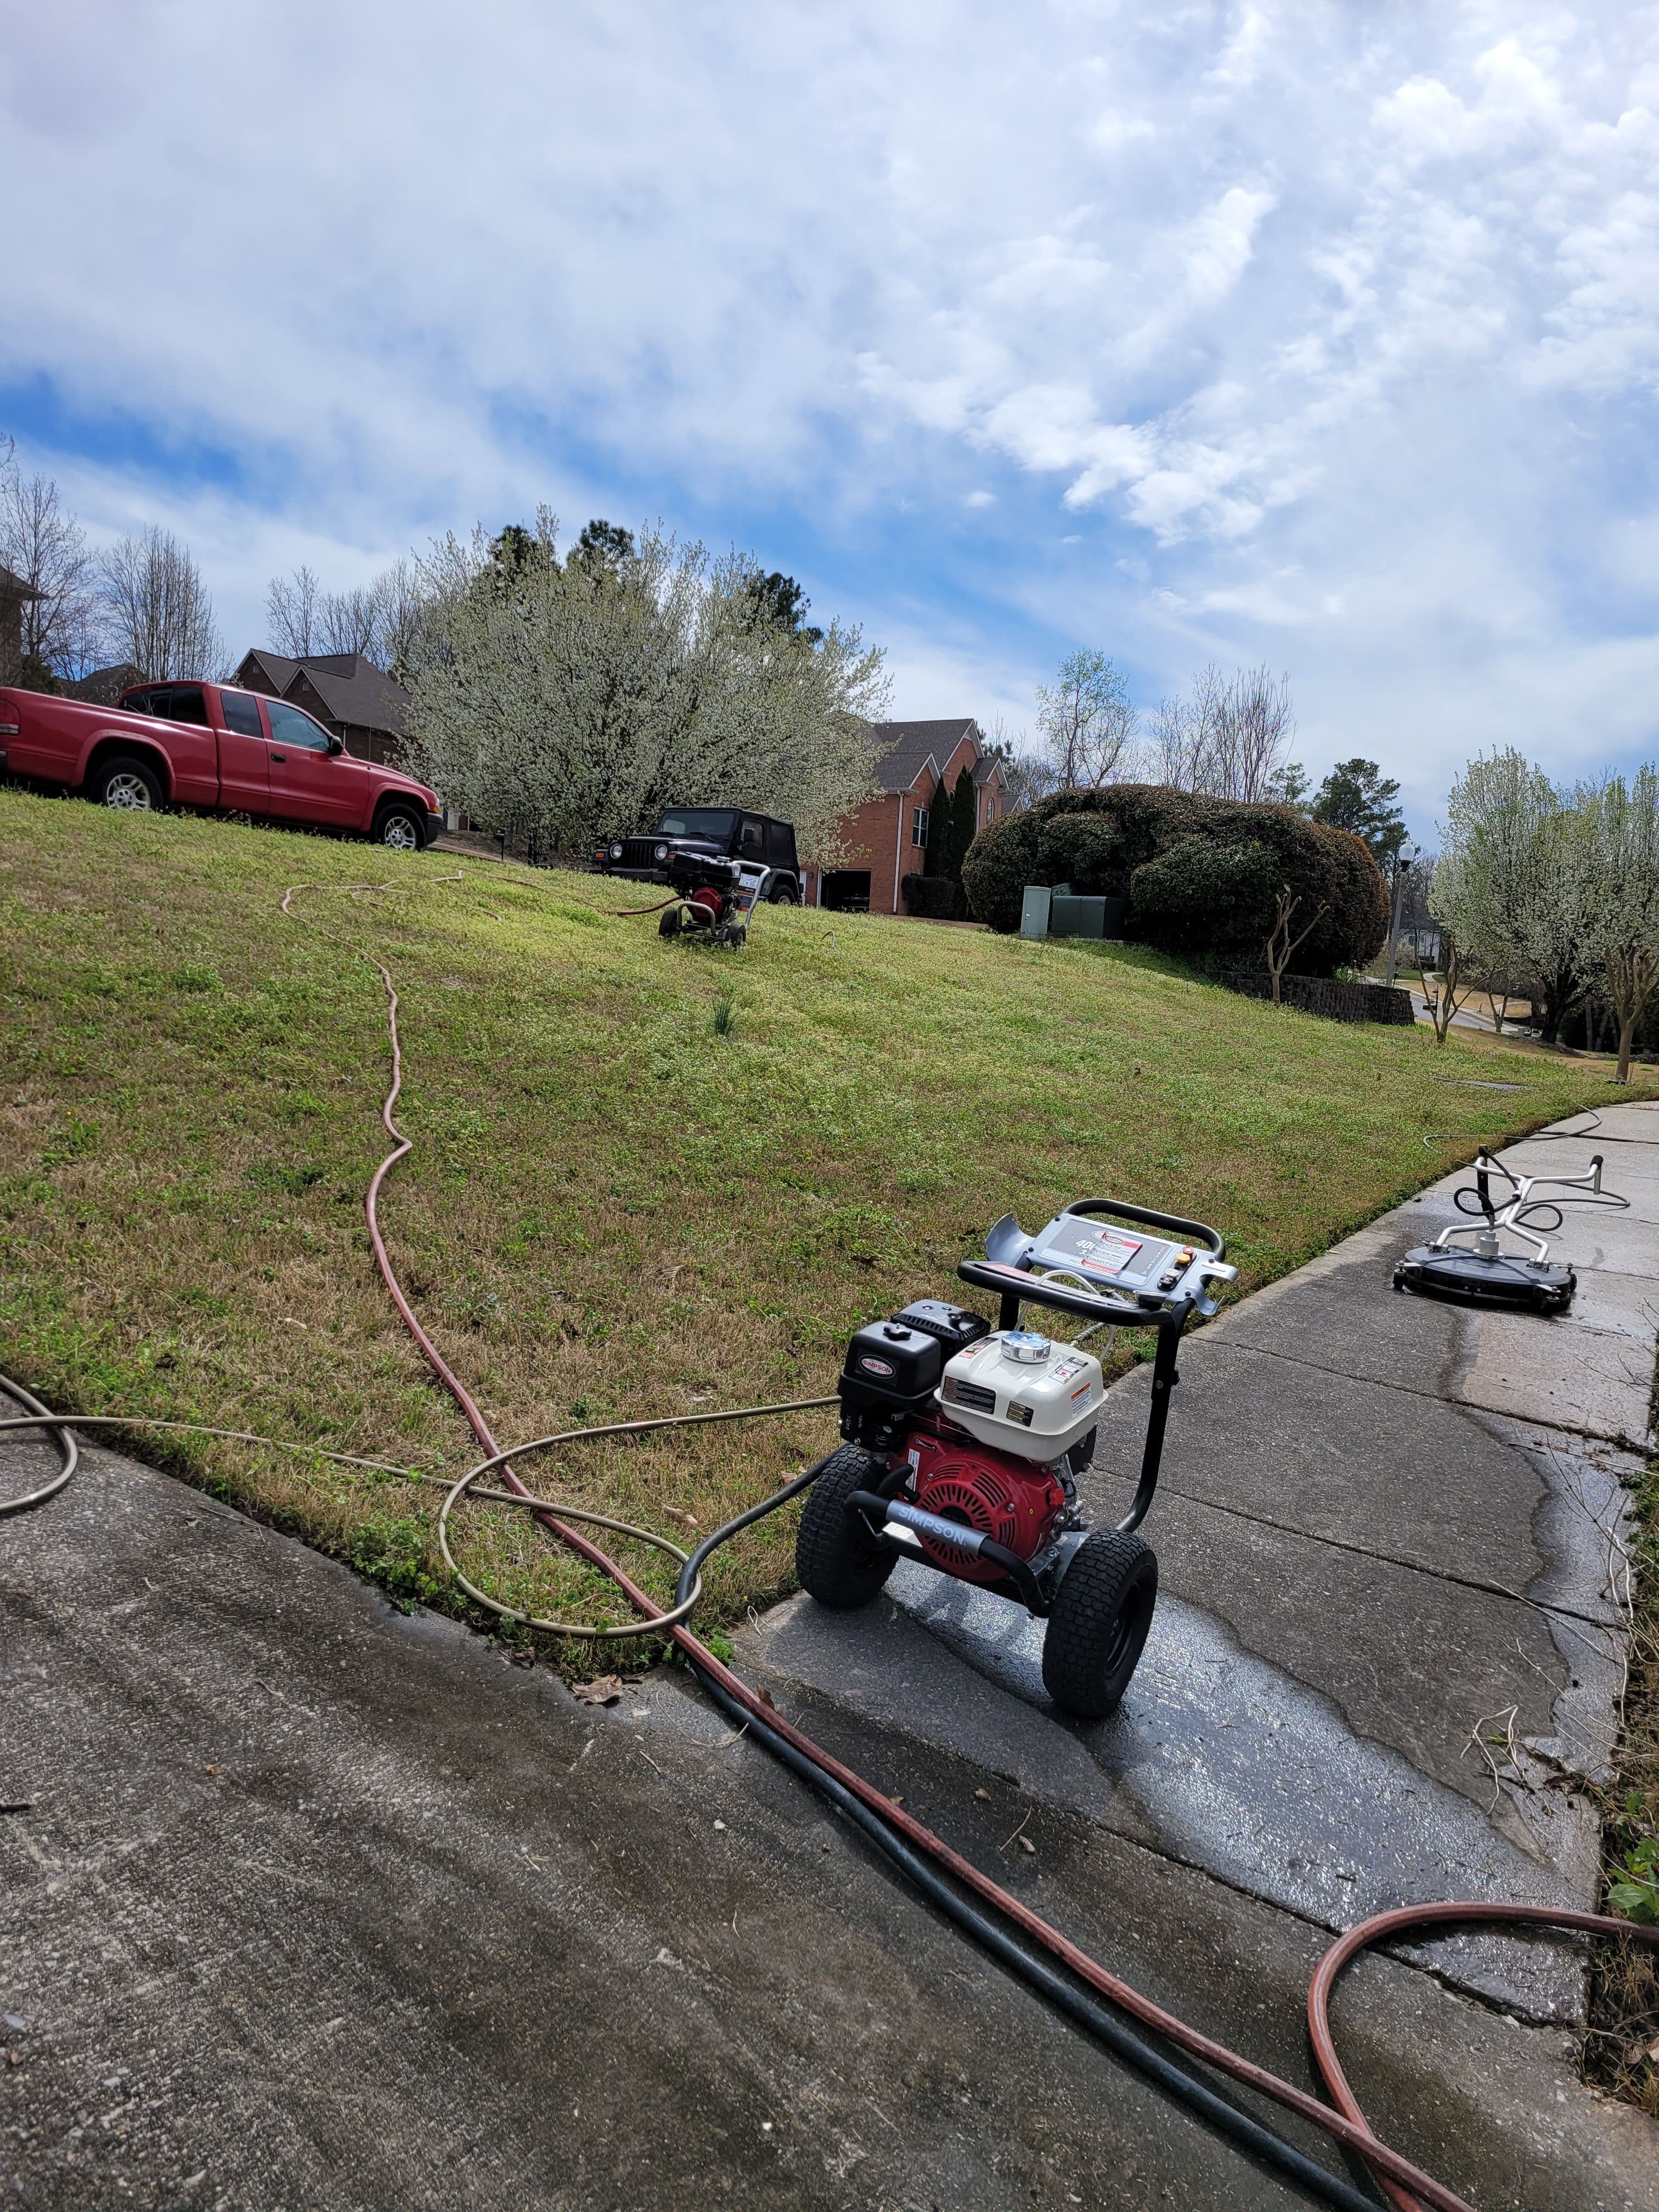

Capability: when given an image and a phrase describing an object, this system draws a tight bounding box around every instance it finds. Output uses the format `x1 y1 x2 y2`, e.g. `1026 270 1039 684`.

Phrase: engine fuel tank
936 1330 1104 1461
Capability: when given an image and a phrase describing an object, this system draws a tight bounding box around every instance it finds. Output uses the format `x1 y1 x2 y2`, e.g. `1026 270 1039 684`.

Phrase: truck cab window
266 700 334 753
219 692 264 738
738 816 765 859
163 687 210 726
765 819 793 867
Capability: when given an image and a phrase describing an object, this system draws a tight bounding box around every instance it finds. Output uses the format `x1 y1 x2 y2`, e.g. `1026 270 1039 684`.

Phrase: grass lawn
3 785 1654 1644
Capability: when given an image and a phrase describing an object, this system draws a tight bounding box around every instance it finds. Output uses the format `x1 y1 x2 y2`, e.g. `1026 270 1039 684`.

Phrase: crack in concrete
1195 1332 1650 1453
1116 1477 1620 1635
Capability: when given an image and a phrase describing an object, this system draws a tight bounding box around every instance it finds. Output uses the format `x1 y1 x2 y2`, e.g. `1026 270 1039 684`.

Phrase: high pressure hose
5 872 1656 2212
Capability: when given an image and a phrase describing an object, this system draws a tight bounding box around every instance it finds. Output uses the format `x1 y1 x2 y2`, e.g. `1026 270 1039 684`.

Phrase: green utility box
1019 885 1052 938
1021 884 1127 941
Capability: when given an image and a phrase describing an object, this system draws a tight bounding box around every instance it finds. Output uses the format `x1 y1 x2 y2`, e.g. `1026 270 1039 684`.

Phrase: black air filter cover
1393 1246 1575 1316
888 1300 991 1352
839 1318 946 1414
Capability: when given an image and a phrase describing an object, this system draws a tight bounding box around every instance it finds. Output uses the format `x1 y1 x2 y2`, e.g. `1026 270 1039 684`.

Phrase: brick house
233 649 410 765
803 718 1008 915
0 565 43 686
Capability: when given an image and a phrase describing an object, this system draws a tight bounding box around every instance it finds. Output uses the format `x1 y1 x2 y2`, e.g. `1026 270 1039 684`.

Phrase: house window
912 805 929 848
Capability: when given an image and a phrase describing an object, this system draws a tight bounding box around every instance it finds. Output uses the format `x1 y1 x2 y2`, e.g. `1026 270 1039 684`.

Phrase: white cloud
5 1 1659 821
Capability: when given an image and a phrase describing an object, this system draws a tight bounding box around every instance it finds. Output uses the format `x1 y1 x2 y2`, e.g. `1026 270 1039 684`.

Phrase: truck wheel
1041 1531 1158 1720
768 877 800 904
375 804 425 851
93 755 164 812
795 1444 895 1610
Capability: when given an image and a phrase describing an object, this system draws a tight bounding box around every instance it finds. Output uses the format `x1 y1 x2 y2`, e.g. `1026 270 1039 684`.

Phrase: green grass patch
1 786 1652 1646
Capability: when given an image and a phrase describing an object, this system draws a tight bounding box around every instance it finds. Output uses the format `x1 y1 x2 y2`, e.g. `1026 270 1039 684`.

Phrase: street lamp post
1384 841 1415 989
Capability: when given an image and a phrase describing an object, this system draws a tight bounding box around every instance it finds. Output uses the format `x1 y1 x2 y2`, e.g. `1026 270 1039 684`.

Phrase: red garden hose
1308 1902 1659 2212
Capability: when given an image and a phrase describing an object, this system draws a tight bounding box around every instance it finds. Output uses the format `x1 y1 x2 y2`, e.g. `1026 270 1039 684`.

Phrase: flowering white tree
1035 650 1136 788
1575 766 1659 1083
402 514 888 861
1437 750 1588 1041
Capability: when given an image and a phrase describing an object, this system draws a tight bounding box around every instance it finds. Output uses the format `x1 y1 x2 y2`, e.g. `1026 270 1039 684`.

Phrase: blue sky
5 1 1659 835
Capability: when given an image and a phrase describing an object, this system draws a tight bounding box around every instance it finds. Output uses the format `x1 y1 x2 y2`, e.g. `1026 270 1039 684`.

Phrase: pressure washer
1392 1143 1611 1313
798 1198 1236 1717
654 849 766 948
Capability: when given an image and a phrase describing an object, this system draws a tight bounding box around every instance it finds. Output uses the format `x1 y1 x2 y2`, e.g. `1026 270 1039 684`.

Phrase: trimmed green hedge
961 785 1389 975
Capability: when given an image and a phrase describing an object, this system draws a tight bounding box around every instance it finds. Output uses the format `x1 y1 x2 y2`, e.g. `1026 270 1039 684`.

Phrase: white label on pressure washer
1075 1232 1142 1276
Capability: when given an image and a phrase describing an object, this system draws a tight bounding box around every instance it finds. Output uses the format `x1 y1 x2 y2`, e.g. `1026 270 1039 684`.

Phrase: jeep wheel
768 877 800 904
94 755 165 812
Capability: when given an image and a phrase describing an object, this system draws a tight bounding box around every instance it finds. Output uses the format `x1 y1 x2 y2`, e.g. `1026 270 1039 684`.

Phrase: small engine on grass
657 851 766 950
797 1200 1235 1719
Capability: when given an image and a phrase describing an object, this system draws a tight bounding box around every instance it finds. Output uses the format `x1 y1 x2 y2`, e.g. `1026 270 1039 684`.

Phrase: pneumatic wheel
93 755 165 812
659 905 684 937
795 1444 895 1609
375 804 425 851
1041 1530 1158 1720
768 877 799 904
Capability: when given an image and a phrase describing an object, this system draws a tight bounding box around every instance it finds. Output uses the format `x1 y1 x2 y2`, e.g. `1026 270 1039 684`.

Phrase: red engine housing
687 883 727 924
894 1418 1068 1586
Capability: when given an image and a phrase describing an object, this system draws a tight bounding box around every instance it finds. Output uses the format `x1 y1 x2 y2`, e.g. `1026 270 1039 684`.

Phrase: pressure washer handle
956 1258 1162 1333
1063 1196 1226 1259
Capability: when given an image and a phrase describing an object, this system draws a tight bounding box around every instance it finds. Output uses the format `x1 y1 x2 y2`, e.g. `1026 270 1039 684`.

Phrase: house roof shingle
286 655 409 738
868 717 981 794
236 649 301 693
0 564 43 602
234 648 409 738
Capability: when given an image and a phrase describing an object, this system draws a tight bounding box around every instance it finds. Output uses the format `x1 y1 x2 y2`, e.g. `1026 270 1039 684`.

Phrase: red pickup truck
0 679 444 850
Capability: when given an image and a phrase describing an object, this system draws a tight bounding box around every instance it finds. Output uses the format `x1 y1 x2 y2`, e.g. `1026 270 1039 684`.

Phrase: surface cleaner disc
1392 1246 1575 1314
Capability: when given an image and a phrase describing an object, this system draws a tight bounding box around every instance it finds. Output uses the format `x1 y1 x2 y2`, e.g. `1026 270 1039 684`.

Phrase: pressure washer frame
841 1197 1233 1617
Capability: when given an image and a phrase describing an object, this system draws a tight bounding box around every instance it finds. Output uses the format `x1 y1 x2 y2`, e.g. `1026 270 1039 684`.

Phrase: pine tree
923 774 949 876
950 766 979 878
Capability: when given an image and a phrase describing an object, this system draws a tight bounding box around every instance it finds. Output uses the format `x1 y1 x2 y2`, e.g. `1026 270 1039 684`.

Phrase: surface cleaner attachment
1392 1146 1602 1315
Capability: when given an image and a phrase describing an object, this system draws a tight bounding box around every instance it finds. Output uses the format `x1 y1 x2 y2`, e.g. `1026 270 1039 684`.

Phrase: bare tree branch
98 528 223 681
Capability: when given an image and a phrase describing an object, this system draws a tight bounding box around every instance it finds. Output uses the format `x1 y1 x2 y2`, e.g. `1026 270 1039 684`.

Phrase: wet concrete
5 1107 1659 2207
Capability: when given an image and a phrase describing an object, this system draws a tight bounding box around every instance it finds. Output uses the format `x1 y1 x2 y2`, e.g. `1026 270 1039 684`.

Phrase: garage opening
819 870 871 913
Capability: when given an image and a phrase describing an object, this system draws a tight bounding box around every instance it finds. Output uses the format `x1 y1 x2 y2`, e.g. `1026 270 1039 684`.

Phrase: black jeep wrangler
594 808 802 904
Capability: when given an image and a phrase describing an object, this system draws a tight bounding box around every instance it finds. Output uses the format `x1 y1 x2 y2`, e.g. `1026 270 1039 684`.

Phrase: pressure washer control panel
984 1207 1237 1317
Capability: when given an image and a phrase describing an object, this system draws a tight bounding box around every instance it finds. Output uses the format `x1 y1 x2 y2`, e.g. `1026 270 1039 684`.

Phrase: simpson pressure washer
800 1199 1235 1717
1393 1139 1627 1313
7 872 1657 2212
655 849 766 947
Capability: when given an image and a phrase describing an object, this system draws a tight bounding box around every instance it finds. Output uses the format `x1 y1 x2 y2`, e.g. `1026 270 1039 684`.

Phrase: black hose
676 1484 1382 2212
